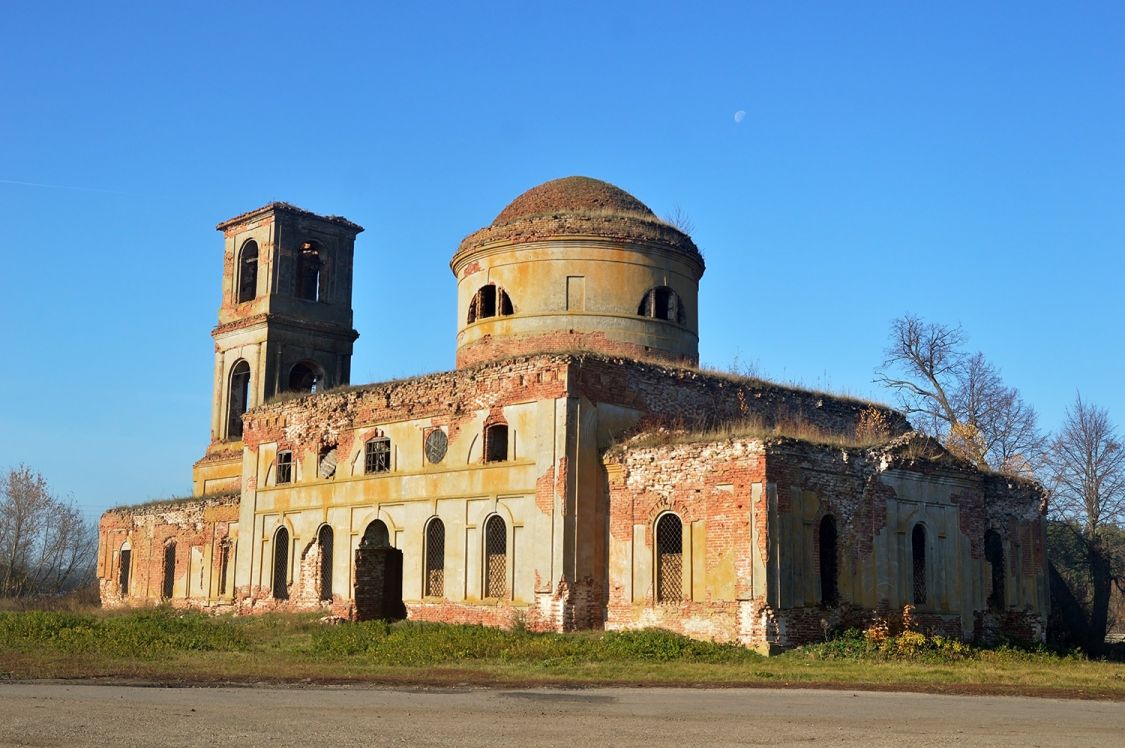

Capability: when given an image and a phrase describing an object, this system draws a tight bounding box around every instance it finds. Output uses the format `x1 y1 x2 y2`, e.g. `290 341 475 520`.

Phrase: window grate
484 516 507 598
425 519 445 597
911 525 927 606
656 514 683 603
365 438 391 474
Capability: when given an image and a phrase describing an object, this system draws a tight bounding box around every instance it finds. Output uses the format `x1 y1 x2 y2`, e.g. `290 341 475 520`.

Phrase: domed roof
454 176 702 267
492 177 655 226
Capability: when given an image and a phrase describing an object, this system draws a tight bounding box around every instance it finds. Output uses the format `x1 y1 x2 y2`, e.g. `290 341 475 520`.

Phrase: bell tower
192 202 364 496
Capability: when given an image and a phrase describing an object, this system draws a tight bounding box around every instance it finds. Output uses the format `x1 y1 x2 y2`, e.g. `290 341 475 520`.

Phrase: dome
492 176 655 225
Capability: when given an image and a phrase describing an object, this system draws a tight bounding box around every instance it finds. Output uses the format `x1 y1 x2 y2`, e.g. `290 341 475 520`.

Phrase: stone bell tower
191 202 364 496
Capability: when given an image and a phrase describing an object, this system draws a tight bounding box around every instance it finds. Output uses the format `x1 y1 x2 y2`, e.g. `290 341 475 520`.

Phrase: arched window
237 240 259 303
365 437 391 473
361 520 390 549
819 515 839 605
118 542 132 596
655 513 683 603
484 423 509 463
637 286 686 324
288 361 322 393
296 241 321 301
227 360 251 439
424 518 445 597
911 524 927 606
161 541 176 599
317 524 334 602
484 515 507 599
273 527 290 600
467 284 514 324
984 530 1005 612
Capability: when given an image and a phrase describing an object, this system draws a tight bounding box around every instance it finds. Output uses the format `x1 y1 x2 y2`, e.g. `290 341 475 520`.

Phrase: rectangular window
365 438 391 474
276 450 293 484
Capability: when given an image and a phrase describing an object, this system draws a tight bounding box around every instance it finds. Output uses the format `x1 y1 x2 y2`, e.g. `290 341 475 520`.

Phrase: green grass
1 609 1122 699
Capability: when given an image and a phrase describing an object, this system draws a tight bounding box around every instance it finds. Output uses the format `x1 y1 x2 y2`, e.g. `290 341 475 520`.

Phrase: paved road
0 683 1120 747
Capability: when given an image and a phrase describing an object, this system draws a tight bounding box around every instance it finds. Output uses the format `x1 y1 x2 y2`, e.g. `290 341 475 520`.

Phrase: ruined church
98 177 1049 650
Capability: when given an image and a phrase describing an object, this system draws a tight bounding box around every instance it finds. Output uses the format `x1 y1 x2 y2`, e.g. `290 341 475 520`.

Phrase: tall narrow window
273 527 290 600
637 286 686 325
318 525 334 602
984 529 1005 613
424 518 445 597
911 524 927 606
656 513 683 603
365 437 391 473
484 423 509 463
296 242 321 301
118 548 132 596
484 515 507 599
819 515 839 605
288 362 321 393
237 240 258 303
227 360 251 440
161 542 176 599
467 284 514 323
276 450 293 484
218 542 230 595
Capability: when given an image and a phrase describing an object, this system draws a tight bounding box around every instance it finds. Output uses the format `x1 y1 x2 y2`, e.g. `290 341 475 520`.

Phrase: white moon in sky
734 110 746 124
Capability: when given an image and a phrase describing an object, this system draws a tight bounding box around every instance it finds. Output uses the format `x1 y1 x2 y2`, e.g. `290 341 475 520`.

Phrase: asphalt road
0 683 1120 747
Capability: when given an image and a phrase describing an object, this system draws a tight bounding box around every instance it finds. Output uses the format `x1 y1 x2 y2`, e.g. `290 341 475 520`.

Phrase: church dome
492 176 655 225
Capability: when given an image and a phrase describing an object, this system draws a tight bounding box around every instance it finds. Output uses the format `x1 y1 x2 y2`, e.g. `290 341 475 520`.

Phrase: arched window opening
118 548 132 596
226 360 251 440
637 286 686 325
424 518 446 598
288 361 322 393
655 513 683 603
911 524 927 606
161 542 176 599
365 437 391 474
361 520 390 549
275 450 293 484
273 527 290 600
218 541 231 596
318 525 334 602
819 515 839 605
296 241 322 301
467 284 514 324
984 530 1005 613
237 240 259 303
484 423 509 463
484 515 507 599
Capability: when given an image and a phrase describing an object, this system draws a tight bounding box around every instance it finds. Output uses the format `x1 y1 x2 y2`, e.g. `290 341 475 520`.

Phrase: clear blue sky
2 2 1122 523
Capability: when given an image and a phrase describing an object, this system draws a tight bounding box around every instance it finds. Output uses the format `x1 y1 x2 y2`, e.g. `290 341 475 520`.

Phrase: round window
425 429 448 464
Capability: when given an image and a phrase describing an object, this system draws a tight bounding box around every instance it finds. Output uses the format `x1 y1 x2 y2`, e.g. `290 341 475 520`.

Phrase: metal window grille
425 519 445 597
118 549 131 595
161 543 176 599
911 525 927 606
365 438 391 474
484 516 507 599
273 528 289 600
656 514 683 603
276 451 293 484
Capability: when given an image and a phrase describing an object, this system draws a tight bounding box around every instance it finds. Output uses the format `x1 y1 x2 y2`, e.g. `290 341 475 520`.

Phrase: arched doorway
353 519 404 621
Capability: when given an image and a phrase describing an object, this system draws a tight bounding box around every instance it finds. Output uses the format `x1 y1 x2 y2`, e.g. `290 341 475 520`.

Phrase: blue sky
1 2 1122 522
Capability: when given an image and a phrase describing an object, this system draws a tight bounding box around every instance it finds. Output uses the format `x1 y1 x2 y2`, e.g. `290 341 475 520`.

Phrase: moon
733 110 746 124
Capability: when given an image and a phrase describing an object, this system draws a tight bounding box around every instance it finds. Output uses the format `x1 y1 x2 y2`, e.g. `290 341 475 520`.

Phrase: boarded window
484 515 507 599
237 240 258 303
296 242 321 301
484 423 508 463
365 437 391 474
161 542 176 599
118 549 131 596
467 284 514 324
637 286 686 325
656 513 683 603
912 524 927 606
985 530 1005 613
318 525 334 602
227 360 251 440
276 451 293 484
424 518 445 598
288 362 321 393
273 527 289 600
819 515 839 605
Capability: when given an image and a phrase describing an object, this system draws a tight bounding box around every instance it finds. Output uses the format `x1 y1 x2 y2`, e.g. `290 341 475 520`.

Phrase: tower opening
237 240 258 303
288 362 322 393
297 242 321 301
227 360 251 439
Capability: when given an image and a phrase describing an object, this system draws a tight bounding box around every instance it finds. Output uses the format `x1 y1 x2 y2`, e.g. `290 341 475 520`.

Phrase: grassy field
1 608 1123 699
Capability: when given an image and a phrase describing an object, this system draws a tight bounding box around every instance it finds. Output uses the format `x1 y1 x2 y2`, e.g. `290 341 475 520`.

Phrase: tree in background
0 466 95 597
1046 395 1125 653
876 314 1045 476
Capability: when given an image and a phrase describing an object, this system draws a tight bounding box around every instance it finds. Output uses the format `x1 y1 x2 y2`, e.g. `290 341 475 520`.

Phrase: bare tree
662 205 694 235
876 315 1044 475
1046 395 1125 652
0 466 96 597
